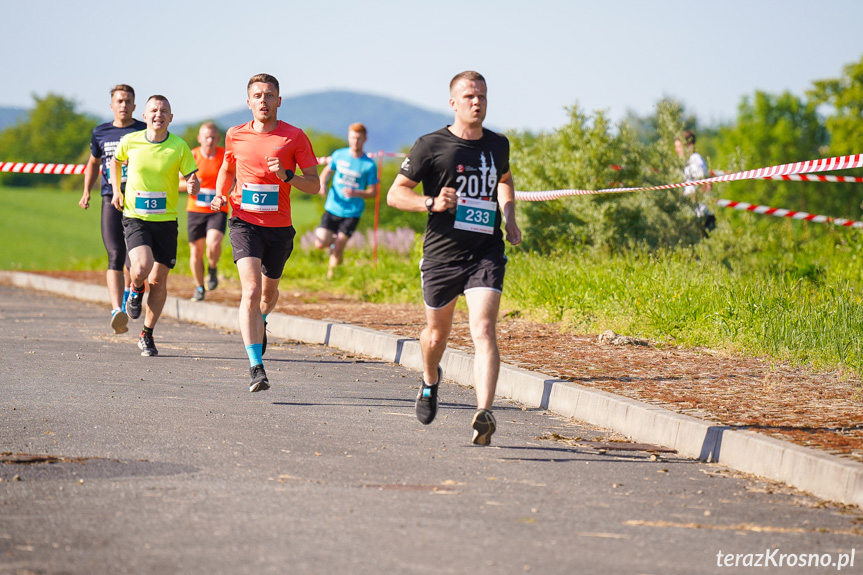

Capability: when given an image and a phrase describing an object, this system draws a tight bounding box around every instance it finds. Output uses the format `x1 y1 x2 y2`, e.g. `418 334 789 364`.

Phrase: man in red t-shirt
212 73 320 392
182 122 228 301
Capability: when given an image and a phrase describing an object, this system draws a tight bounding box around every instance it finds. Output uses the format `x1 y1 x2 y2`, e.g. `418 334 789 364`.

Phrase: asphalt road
1 285 860 575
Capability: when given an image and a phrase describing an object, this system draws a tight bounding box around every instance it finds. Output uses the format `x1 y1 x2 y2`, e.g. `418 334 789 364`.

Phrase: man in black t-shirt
79 84 147 335
387 70 522 446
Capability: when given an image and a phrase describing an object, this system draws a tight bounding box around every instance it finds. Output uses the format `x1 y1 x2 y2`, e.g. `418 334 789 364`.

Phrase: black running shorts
420 251 507 309
187 211 228 242
102 196 129 271
123 217 178 269
318 211 360 238
229 217 295 279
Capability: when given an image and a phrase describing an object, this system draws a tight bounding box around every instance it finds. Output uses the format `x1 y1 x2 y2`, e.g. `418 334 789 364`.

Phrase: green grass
502 222 863 375
5 185 863 378
1 186 322 274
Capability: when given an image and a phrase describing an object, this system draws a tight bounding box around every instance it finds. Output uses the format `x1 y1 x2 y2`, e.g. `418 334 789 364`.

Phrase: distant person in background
110 95 199 357
387 70 522 446
314 123 379 279
180 122 228 301
675 129 715 234
79 84 146 335
211 73 320 392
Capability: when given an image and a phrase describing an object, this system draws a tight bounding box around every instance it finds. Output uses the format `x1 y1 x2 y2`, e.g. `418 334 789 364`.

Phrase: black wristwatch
282 169 294 183
425 197 434 213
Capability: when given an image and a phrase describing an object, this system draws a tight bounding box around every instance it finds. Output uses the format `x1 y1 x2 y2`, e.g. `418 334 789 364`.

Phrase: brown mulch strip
35 271 863 463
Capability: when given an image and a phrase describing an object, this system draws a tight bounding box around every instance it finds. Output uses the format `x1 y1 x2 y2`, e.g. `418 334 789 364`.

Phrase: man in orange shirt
182 122 228 301
212 73 320 392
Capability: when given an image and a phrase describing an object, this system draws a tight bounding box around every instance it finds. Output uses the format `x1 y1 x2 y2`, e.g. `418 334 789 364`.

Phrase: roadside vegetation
3 55 863 377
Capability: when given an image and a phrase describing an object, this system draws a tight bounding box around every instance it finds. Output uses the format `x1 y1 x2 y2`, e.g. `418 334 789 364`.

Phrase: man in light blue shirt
314 123 380 278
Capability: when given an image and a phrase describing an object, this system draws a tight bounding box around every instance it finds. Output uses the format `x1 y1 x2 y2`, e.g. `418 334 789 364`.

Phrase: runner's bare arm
185 171 199 196
318 165 332 197
212 161 235 211
109 157 123 211
286 163 321 196
354 183 379 199
498 171 521 246
387 174 453 212
79 154 100 210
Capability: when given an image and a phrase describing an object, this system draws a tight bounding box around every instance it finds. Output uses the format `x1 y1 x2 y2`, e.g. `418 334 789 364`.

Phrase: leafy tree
0 94 98 188
809 53 863 158
306 129 347 158
509 100 702 253
713 91 834 214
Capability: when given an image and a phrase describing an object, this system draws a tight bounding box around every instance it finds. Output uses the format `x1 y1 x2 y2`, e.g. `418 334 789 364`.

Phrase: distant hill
1 91 455 154
0 107 28 131
203 90 453 153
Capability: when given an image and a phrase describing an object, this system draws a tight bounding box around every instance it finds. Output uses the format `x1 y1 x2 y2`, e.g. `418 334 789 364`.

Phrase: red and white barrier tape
716 199 863 229
0 162 86 175
316 151 407 165
514 153 863 201
758 174 863 183
1 152 409 174
712 170 863 183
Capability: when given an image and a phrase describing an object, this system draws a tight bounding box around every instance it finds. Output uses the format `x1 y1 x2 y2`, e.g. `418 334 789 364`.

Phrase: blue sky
3 0 862 134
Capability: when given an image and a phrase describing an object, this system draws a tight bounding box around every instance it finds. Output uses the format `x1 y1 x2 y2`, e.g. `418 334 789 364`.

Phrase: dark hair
247 73 279 94
110 84 135 98
449 71 486 92
682 130 696 145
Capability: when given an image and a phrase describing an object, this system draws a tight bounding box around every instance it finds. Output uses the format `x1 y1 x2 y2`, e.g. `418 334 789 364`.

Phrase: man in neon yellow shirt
110 95 199 357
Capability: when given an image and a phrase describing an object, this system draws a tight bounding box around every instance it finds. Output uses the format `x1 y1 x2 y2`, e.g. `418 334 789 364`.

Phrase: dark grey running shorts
187 211 227 242
123 217 178 269
420 251 507 309
229 217 295 279
318 211 361 238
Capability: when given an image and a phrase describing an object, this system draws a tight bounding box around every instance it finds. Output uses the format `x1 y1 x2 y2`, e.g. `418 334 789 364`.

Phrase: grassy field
1 186 324 274
5 185 863 378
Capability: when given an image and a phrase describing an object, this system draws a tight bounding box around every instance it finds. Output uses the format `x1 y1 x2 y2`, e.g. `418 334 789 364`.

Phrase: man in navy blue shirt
78 84 146 334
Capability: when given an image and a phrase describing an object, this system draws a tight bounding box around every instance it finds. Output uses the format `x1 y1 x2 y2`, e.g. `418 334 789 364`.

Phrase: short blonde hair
449 71 486 93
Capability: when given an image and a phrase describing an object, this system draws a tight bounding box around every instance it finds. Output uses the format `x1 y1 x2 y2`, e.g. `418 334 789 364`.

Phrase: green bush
510 100 703 253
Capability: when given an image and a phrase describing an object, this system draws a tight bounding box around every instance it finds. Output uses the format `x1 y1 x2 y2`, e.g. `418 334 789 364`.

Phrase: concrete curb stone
3 270 861 508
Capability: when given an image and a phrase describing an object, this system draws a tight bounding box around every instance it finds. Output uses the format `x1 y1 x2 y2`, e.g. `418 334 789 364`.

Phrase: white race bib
241 183 279 212
134 191 167 215
196 188 216 208
453 197 496 235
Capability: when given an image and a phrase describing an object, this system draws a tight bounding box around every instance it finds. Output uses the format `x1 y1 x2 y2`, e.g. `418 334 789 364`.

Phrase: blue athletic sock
122 288 130 309
262 313 268 323
245 344 263 367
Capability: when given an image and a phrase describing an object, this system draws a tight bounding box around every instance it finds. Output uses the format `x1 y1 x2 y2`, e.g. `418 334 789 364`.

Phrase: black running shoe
249 364 270 392
138 332 158 357
471 409 497 446
415 366 441 425
126 287 144 320
207 269 218 291
191 286 205 302
262 321 268 356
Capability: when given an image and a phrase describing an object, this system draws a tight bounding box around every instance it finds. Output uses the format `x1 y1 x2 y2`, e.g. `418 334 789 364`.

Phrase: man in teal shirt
314 123 379 278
